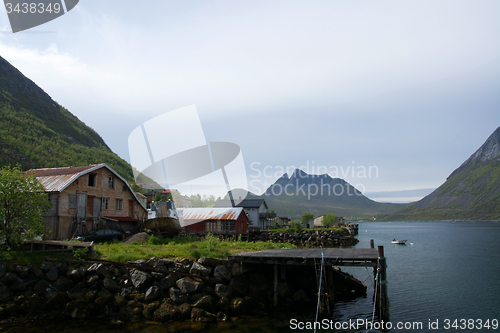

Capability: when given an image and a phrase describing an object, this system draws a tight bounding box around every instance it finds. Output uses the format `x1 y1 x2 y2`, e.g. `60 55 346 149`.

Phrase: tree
0 166 52 251
322 213 337 227
301 213 314 228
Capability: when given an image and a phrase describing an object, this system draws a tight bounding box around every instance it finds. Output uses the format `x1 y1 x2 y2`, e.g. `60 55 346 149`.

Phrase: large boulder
169 287 189 304
145 286 162 302
159 275 177 291
214 265 231 281
142 301 160 320
153 303 180 322
189 262 211 277
198 257 227 267
39 262 54 272
191 307 216 322
45 266 59 282
214 284 232 299
178 303 192 320
229 297 248 315
66 269 81 282
130 269 152 290
87 263 108 278
192 295 215 312
176 277 204 294
53 276 74 292
103 277 121 293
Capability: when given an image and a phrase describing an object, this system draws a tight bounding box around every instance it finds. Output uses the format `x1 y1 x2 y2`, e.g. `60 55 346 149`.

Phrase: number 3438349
5 2 61 14
443 319 498 330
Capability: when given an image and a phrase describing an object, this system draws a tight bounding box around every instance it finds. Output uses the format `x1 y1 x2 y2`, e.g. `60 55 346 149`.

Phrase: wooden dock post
371 240 377 283
273 263 278 307
377 245 389 322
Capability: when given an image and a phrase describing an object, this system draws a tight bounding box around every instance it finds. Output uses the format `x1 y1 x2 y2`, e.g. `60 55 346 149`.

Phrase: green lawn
1 234 297 264
95 234 296 262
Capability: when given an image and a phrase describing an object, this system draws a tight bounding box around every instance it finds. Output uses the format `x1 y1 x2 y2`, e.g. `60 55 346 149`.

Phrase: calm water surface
1 221 499 332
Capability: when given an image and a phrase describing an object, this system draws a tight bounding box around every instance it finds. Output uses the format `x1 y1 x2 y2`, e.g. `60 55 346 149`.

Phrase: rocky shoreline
0 255 366 324
249 229 359 247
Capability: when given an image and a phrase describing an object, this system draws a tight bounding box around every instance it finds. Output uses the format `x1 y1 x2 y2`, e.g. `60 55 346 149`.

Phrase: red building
180 207 248 234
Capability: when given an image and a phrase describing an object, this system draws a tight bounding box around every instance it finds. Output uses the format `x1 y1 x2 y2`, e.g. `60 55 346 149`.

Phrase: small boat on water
392 239 407 244
145 200 182 237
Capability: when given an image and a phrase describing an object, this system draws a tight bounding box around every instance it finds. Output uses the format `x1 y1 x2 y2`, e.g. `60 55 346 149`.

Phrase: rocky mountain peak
449 126 500 178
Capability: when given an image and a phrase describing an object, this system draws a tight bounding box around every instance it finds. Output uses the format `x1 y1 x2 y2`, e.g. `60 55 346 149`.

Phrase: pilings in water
230 244 388 322
375 244 390 322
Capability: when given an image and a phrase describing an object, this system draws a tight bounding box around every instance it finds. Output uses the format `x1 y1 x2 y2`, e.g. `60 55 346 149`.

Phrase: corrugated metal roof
179 207 245 221
29 165 100 192
26 164 147 211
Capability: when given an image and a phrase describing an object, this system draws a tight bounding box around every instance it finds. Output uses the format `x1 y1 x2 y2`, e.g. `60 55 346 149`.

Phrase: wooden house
179 207 248 234
30 164 147 240
214 198 275 230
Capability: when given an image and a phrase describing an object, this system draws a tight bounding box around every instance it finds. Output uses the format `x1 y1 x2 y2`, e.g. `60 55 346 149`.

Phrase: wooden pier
24 240 94 253
229 241 389 322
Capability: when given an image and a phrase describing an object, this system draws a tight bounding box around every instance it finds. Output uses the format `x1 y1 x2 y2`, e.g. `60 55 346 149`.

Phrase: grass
94 234 297 262
2 234 297 264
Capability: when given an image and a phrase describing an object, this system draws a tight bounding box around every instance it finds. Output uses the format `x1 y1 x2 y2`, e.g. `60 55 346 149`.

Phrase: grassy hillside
378 127 500 221
379 159 500 220
0 56 134 181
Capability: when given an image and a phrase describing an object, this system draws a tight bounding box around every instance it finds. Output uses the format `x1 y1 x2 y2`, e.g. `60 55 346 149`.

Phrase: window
108 176 115 190
69 194 77 209
88 173 96 187
206 221 217 233
122 185 126 192
102 198 109 210
116 199 123 211
222 221 235 232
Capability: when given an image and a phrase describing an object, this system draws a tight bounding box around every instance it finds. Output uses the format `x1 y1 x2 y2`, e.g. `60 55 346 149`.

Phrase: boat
391 239 407 244
145 200 182 237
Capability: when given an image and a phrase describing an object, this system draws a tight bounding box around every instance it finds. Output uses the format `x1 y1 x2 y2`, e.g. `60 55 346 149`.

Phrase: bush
148 235 162 245
204 233 220 252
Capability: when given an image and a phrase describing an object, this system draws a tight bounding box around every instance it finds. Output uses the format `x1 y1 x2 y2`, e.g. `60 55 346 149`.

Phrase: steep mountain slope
260 169 407 219
380 127 500 220
0 55 133 180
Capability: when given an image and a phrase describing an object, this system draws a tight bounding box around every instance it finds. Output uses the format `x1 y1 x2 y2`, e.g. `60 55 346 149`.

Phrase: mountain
0 55 133 181
259 169 408 219
379 126 500 220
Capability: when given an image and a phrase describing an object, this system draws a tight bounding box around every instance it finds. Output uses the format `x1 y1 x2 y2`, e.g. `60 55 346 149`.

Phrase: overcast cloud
0 1 498 201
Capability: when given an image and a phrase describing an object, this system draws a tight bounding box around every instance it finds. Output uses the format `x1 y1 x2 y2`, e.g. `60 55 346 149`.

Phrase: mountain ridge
0 55 134 181
379 127 500 220
258 168 407 219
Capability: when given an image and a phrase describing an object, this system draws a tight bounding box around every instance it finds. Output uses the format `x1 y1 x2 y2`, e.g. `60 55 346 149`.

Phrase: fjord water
333 221 500 332
1 221 498 333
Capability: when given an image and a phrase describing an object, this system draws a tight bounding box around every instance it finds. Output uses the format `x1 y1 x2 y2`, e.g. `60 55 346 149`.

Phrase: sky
0 1 499 203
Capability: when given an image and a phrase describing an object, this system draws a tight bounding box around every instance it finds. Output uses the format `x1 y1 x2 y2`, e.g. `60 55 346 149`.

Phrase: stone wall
0 257 366 323
249 229 359 247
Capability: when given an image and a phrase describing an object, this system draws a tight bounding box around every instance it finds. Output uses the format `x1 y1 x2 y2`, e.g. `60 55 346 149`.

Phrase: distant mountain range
254 169 408 219
0 55 134 181
379 126 500 220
